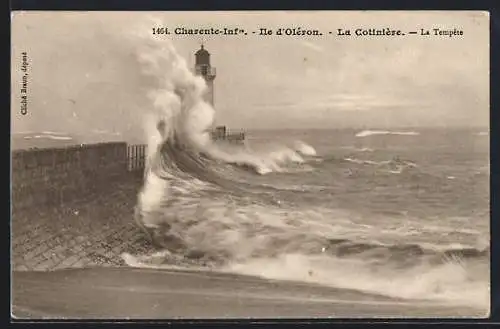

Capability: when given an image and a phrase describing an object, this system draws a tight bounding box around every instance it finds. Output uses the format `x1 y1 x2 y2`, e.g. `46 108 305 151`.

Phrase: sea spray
133 25 318 180
133 25 311 236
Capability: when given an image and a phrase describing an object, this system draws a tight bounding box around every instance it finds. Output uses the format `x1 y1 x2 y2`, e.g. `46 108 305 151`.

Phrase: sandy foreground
12 266 486 319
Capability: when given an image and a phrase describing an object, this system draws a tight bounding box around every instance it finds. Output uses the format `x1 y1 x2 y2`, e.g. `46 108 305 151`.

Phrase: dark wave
154 139 248 192
325 238 489 264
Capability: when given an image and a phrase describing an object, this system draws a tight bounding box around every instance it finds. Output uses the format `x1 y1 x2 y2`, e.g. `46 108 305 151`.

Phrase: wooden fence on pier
127 144 146 172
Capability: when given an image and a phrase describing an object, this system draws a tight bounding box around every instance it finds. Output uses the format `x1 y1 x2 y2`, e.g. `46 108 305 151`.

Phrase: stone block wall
11 143 129 211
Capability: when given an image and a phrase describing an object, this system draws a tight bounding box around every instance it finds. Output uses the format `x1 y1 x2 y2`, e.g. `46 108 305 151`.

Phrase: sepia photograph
11 11 490 319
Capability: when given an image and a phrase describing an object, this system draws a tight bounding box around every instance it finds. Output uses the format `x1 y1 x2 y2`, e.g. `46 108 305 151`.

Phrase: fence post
134 145 138 170
133 145 136 171
140 145 145 169
127 145 130 171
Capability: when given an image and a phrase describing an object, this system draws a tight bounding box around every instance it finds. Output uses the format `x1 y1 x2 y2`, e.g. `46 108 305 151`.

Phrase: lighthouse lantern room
194 44 216 107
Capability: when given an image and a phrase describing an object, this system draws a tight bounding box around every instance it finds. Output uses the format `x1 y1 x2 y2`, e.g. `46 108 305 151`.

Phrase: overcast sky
11 11 489 142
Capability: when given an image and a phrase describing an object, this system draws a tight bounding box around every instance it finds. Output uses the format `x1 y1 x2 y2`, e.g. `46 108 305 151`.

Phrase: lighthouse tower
193 44 244 142
194 44 216 107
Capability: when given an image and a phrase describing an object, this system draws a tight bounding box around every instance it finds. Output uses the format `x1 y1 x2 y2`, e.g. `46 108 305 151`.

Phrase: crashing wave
224 252 488 308
133 26 317 239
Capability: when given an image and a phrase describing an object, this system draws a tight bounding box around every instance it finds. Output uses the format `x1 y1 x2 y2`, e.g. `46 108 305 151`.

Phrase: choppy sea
131 127 490 311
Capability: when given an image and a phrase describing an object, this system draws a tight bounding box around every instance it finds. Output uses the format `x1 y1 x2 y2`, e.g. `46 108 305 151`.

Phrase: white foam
24 134 73 141
292 140 317 156
344 157 364 164
224 253 489 310
41 131 67 135
356 130 420 138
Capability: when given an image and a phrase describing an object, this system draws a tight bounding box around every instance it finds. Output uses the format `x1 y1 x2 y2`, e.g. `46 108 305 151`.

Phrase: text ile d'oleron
152 26 464 38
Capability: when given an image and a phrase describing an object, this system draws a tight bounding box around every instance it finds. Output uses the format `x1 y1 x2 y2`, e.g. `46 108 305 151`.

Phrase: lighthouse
194 44 216 107
194 44 245 143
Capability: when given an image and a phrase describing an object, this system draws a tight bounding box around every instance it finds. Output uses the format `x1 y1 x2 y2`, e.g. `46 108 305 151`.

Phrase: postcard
11 11 490 319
